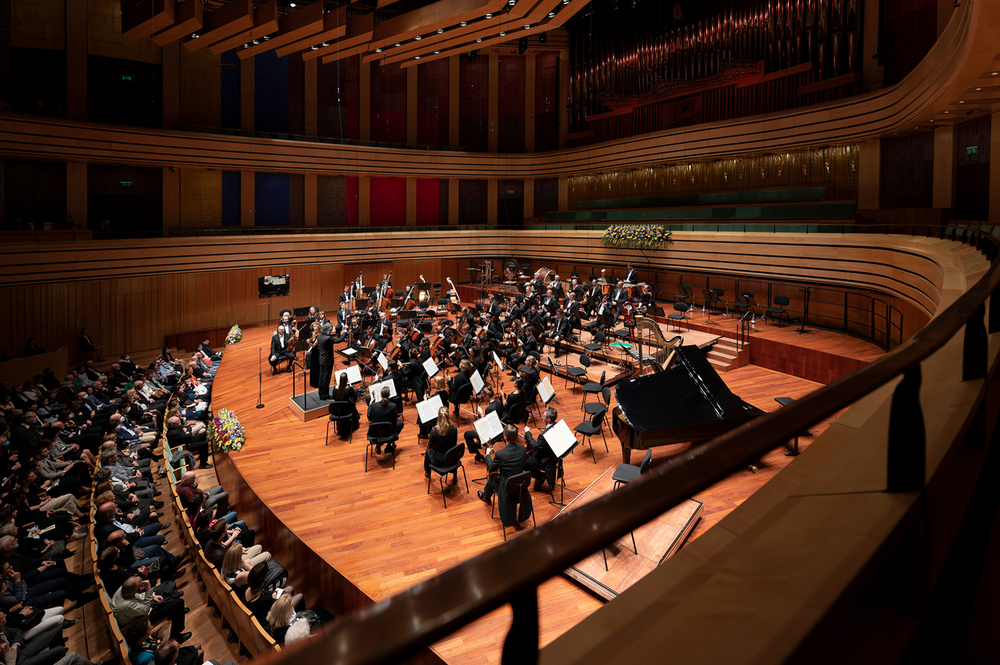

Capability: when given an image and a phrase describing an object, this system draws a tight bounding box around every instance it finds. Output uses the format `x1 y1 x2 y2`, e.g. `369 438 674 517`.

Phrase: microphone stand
256 348 265 409
795 287 814 335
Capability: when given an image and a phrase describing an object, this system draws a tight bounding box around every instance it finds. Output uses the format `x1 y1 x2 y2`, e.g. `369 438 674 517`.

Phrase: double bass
377 271 394 312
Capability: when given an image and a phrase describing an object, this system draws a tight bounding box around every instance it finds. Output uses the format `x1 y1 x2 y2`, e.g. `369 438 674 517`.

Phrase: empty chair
731 292 751 318
427 443 469 508
565 354 591 389
491 471 535 541
673 284 694 304
574 410 608 464
583 330 605 354
667 302 690 331
365 421 399 472
766 295 790 326
326 401 357 445
581 370 606 411
612 448 653 489
584 386 612 419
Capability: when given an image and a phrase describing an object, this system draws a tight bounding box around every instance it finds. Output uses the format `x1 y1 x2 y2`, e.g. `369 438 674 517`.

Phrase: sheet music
377 351 389 371
471 370 485 395
416 394 444 424
342 348 358 357
368 378 397 401
536 377 555 404
474 410 504 443
422 357 440 378
545 419 578 458
492 351 504 369
334 365 363 386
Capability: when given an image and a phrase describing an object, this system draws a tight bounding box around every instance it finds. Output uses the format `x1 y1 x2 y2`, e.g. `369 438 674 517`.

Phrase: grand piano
611 345 765 464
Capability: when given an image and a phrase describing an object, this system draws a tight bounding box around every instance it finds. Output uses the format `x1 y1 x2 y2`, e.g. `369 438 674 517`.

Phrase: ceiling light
252 39 259 45
975 87 982 91
262 35 269 40
548 12 555 17
959 100 965 103
434 50 440 54
563 0 569 4
290 1 296 6
190 33 200 38
944 110 949 113
476 37 482 42
461 21 467 26
375 47 382 52
509 0 516 5
500 31 506 36
415 35 422 40
993 72 999 76
311 45 318 50
242 43 249 48
321 42 329 47
395 42 401 46
415 56 421 59
524 24 531 29
486 13 493 18
437 28 444 33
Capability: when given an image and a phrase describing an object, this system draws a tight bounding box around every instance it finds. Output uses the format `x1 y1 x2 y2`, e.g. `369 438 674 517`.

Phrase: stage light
500 31 506 36
375 48 382 52
461 21 467 26
395 42 401 46
415 35 422 40
311 45 318 50
548 12 555 17
415 56 421 59
486 13 493 18
437 28 444 33
476 37 483 42
252 39 259 45
434 50 440 54
524 24 531 29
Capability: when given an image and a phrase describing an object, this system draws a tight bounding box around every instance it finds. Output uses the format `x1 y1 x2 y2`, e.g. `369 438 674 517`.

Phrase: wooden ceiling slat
182 0 253 52
275 6 350 58
307 14 376 62
122 0 175 41
152 0 203 47
208 1 281 55
238 1 326 59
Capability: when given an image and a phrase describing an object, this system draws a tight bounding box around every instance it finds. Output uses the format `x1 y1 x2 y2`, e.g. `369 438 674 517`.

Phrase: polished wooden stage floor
211 325 875 664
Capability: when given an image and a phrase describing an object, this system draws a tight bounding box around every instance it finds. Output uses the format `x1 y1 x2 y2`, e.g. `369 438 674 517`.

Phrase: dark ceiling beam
122 0 175 41
274 6 350 58
182 0 254 52
152 0 204 47
238 1 326 59
208 1 280 55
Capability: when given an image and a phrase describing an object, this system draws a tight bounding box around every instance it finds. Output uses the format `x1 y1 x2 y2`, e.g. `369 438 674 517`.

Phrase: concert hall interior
4 0 1000 664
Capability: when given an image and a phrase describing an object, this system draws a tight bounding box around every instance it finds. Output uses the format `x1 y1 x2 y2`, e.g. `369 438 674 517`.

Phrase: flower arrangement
225 324 243 345
602 224 671 249
209 408 245 453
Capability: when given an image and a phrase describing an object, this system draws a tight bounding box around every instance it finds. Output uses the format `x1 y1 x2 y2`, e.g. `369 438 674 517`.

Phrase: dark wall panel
369 177 405 226
88 55 161 127
880 132 933 209
417 59 449 147
255 50 289 134
371 61 406 144
87 164 161 236
956 116 990 221
497 179 523 229
459 55 489 152
288 173 304 227
459 179 487 225
884 0 937 86
288 56 304 135
498 57 525 153
9 48 66 113
221 171 240 226
4 160 66 230
535 53 559 152
317 174 347 227
346 176 359 227
317 56 359 140
255 172 290 226
221 50 241 130
534 178 559 218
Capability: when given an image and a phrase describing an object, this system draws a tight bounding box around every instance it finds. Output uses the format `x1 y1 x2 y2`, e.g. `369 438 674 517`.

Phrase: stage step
705 337 748 372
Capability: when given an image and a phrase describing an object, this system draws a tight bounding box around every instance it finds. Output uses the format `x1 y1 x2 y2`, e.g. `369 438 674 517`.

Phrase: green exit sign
121 74 133 81
119 181 133 187
506 189 515 195
967 146 979 155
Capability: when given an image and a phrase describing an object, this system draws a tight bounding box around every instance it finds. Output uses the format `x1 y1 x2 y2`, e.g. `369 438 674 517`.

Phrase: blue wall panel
221 50 240 130
255 173 289 226
221 171 240 227
255 51 289 133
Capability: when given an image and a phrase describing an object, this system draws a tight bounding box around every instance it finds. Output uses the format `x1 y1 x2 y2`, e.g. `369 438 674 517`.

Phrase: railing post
501 586 539 665
990 294 1000 334
887 365 925 492
963 305 987 382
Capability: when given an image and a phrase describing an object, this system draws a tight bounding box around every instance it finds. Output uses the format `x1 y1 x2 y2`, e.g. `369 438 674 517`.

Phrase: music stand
543 420 579 509
794 287 814 335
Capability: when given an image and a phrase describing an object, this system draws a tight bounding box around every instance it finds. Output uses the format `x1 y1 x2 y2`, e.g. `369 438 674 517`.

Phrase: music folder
422 357 440 378
471 370 485 395
342 347 358 357
369 378 397 401
377 351 389 371
492 351 504 369
416 394 444 424
545 419 579 458
536 377 555 404
474 410 504 443
334 365 362 386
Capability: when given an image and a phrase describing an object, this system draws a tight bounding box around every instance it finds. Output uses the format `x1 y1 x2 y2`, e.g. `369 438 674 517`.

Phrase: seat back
504 401 528 424
580 354 591 368
601 386 612 405
367 421 397 442
712 287 725 297
593 330 605 344
455 382 474 404
681 284 693 298
673 302 689 314
599 370 607 386
639 448 653 474
591 409 606 430
329 400 353 419
442 442 465 467
504 470 532 496
773 295 790 306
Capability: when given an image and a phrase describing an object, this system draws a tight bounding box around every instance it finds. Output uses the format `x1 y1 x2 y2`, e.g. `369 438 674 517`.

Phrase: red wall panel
371 61 407 144
417 59 449 147
369 177 406 226
498 56 525 153
415 179 440 226
459 55 489 152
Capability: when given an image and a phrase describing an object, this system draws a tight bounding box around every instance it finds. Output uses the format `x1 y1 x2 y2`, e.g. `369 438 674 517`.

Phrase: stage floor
211 326 869 665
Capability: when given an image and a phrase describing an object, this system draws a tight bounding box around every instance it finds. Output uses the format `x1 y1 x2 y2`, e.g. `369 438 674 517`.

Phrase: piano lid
614 346 762 433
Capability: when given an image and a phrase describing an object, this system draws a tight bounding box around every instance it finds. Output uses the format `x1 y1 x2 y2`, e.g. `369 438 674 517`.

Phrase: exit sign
119 181 133 187
506 189 515 195
967 146 979 155
121 74 133 81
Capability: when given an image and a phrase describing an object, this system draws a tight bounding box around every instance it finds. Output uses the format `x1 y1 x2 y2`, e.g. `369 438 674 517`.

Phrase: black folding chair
365 421 398 472
326 401 355 445
491 471 535 541
427 443 469 508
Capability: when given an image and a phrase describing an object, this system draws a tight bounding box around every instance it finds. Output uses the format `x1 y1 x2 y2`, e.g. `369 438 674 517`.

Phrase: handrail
251 227 1000 664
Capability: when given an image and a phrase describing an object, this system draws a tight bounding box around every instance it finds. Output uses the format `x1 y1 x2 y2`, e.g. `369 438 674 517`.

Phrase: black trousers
149 595 187 637
318 363 333 399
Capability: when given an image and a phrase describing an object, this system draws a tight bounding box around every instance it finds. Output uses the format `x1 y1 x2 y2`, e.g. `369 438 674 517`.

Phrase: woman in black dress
331 371 360 434
419 375 450 439
424 407 458 480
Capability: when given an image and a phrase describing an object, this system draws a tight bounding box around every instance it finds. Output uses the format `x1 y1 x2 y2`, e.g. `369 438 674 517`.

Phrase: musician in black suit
316 323 335 400
380 359 405 414
525 305 545 331
339 285 352 306
524 406 558 491
373 312 393 352
367 386 404 452
477 425 532 526
544 309 573 357
335 302 351 335
625 263 639 285
542 289 559 315
611 280 628 305
564 292 582 327
483 314 504 341
463 385 505 462
268 326 295 375
448 359 473 418
487 294 503 320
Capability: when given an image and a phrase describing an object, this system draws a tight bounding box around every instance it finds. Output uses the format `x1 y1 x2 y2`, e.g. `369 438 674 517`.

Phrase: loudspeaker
518 37 528 54
539 31 547 44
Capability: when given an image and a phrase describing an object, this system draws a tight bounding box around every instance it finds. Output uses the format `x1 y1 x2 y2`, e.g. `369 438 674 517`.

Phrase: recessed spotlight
416 35 423 41
415 55 421 59
262 35 269 40
290 1 296 6
944 110 949 113
959 100 965 103
993 72 999 76
311 45 318 50
548 12 555 17
321 42 329 47
486 13 493 18
476 37 482 42
242 43 249 48
252 39 259 45
563 0 569 4
500 31 506 36
461 21 467 26
190 33 200 38
509 0 516 5
437 28 444 33
395 42 401 46
524 24 531 29
375 47 382 52
434 50 440 54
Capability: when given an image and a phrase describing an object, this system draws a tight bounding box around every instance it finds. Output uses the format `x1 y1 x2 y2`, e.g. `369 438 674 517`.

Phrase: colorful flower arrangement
602 224 671 249
225 324 243 345
209 408 245 453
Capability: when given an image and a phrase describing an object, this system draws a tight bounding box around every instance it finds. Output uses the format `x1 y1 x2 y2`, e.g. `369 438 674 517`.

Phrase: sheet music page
536 377 555 404
368 378 397 402
492 351 504 369
377 351 389 371
343 348 357 357
471 370 485 394
474 410 503 442
334 366 363 386
422 357 440 378
546 419 578 458
416 394 444 423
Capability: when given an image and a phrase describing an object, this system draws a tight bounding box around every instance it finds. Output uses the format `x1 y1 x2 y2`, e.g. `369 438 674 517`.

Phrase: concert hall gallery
3 0 1000 663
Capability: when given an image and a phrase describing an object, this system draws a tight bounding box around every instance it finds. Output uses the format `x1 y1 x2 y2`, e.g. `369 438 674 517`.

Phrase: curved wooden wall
0 0 990 179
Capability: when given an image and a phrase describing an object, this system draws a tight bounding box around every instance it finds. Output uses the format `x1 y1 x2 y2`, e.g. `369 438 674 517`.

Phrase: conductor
316 322 335 399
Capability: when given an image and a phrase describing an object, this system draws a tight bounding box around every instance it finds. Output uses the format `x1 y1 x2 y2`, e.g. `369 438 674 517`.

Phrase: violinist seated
419 375 450 439
367 386 404 451
329 373 361 436
487 294 503 321
403 348 427 402
524 406 559 491
463 385 505 463
448 359 474 418
564 292 583 327
507 296 527 322
379 359 405 415
482 313 505 341
514 328 539 367
372 312 393 352
268 325 296 376
477 425 533 528
424 407 458 482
